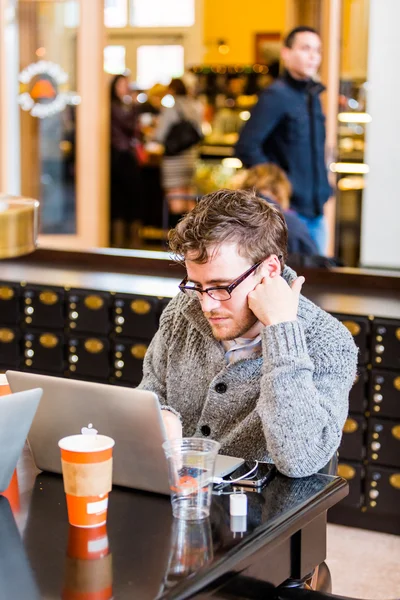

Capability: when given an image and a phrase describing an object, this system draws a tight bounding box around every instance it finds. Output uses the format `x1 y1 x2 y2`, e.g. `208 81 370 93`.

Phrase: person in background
154 78 203 225
235 26 331 255
138 83 167 116
110 73 143 248
242 164 319 257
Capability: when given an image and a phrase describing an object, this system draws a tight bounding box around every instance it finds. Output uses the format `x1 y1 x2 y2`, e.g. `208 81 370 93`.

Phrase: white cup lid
58 434 115 453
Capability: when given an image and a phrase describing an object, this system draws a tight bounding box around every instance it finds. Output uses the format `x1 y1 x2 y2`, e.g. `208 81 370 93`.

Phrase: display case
335 80 369 267
191 64 275 159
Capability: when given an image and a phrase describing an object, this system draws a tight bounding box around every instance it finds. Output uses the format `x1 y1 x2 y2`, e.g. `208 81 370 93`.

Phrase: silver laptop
6 371 243 495
0 387 43 492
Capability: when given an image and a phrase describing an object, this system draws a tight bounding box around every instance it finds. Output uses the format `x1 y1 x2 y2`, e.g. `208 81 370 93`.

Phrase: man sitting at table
138 189 357 477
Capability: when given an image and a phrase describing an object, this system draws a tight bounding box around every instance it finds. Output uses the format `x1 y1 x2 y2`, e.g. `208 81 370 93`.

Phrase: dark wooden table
0 448 347 600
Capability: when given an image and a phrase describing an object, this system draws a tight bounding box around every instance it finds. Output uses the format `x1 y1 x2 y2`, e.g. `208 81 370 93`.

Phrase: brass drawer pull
39 333 58 348
389 474 400 489
337 464 356 480
84 295 104 310
39 290 58 305
0 328 15 343
130 299 151 315
343 321 361 336
0 286 14 300
84 339 104 353
391 425 400 441
343 418 358 433
130 344 148 360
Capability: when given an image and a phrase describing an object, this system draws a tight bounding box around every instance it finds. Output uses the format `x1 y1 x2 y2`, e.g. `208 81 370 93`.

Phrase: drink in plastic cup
162 437 220 520
58 434 115 528
63 524 113 600
0 373 11 396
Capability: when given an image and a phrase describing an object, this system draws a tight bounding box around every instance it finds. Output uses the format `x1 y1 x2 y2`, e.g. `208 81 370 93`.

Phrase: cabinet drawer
339 415 366 461
372 318 400 370
110 339 148 386
367 418 400 468
22 285 64 329
112 295 159 340
0 282 20 325
0 327 21 369
337 462 364 508
369 370 400 420
22 330 65 373
66 336 110 381
349 368 367 414
67 290 111 335
365 465 400 516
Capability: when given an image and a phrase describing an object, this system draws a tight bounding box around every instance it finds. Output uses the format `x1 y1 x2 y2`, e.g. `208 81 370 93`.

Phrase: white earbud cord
212 460 259 493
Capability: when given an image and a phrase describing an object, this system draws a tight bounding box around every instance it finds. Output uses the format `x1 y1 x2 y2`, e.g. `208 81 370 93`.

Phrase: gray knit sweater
138 266 358 477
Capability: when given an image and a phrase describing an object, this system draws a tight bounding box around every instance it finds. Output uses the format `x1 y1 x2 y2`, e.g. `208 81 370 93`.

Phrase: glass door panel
18 0 79 234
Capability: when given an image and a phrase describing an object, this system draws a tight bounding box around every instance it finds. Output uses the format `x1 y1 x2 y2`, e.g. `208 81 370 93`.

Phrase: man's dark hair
284 26 320 48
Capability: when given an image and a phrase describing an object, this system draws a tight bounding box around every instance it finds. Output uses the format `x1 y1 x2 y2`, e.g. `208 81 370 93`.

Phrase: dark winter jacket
236 71 332 218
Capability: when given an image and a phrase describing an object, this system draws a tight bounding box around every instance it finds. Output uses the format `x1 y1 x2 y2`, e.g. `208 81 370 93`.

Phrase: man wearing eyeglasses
138 189 357 477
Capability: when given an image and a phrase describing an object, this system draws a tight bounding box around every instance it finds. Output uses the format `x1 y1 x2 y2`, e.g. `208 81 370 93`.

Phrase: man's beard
205 309 258 341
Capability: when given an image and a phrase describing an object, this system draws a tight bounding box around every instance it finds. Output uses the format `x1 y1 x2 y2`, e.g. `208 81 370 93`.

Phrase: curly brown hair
168 189 288 268
242 163 292 210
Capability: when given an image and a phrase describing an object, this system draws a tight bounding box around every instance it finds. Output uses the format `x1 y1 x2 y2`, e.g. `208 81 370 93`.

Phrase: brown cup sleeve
61 458 113 497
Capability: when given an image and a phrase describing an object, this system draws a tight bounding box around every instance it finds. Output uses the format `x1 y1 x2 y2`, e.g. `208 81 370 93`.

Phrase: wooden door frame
39 0 109 249
0 0 109 248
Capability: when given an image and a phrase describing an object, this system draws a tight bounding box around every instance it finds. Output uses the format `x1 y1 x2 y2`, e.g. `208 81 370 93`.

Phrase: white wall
360 0 400 269
0 0 21 195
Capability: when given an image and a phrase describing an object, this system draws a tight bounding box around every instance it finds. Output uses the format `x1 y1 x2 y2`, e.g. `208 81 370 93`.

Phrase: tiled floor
327 524 400 599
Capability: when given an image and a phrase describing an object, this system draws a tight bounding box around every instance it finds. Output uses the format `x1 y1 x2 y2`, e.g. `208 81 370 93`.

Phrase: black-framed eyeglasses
179 261 263 302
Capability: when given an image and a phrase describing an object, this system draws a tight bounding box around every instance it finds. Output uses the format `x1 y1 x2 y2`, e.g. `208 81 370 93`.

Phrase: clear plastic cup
162 437 220 520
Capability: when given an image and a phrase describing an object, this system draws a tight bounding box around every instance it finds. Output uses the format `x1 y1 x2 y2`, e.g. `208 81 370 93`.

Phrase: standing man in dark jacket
235 26 331 254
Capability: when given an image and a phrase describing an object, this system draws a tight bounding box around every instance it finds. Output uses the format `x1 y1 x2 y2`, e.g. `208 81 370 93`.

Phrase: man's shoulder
159 292 202 334
159 292 189 323
299 295 358 353
258 78 293 101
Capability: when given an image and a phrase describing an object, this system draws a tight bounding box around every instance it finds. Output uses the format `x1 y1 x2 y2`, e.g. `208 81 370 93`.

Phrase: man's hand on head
248 271 305 327
161 409 183 441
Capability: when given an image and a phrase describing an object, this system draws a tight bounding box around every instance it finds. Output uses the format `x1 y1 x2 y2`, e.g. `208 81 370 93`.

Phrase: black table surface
0 449 347 600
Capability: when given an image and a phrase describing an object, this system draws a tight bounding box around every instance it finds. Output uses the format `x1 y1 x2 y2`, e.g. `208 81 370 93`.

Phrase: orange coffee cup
0 375 20 514
58 434 115 529
1 469 20 514
63 525 113 600
0 373 11 396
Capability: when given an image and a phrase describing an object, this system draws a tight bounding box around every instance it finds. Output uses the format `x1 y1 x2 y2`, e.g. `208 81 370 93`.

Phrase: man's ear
260 255 282 278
